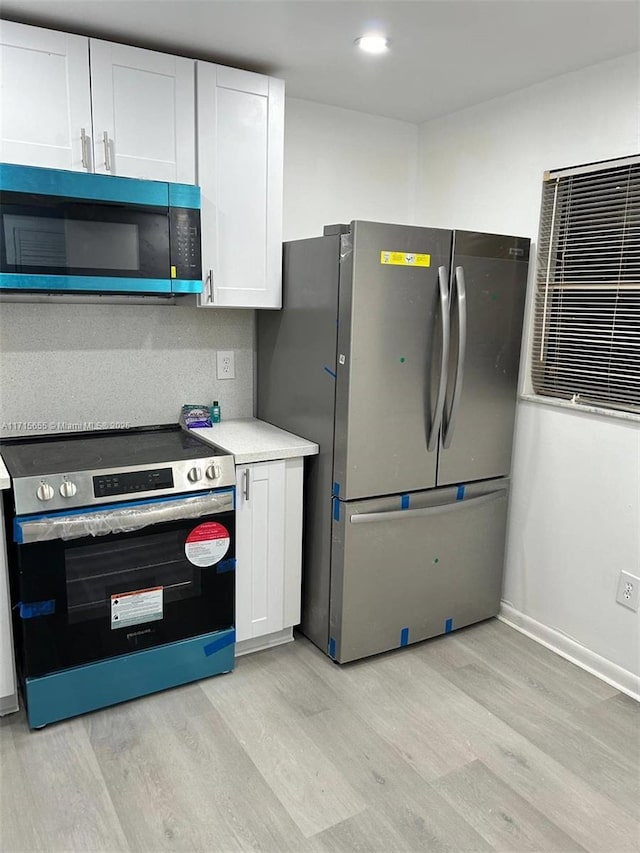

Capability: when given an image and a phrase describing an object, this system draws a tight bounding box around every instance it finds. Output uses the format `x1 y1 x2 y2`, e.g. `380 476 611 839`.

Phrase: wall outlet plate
216 350 235 380
616 571 639 612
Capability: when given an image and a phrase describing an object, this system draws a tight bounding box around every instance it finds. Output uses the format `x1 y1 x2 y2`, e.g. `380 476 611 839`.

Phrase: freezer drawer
329 480 509 663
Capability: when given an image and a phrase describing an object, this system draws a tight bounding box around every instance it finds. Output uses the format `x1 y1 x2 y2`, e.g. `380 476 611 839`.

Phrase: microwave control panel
170 208 202 280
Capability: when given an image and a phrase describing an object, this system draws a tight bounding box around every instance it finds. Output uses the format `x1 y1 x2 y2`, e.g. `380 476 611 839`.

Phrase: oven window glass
65 529 201 624
4 215 140 270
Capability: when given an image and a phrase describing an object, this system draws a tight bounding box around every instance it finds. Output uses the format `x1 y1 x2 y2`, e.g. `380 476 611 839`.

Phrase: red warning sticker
185 521 230 567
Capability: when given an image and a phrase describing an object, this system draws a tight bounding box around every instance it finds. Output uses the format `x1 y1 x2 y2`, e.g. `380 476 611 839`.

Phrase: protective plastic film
16 491 234 544
340 232 353 262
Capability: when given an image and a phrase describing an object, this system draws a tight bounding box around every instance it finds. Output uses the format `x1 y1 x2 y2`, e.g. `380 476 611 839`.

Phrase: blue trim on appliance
168 183 201 209
216 558 236 575
203 628 235 656
332 482 340 497
333 497 340 522
456 485 465 501
400 627 409 646
0 163 169 206
445 618 453 633
329 637 337 659
18 600 55 619
0 273 173 294
401 494 410 510
171 279 203 294
323 366 337 379
13 487 235 543
24 627 235 728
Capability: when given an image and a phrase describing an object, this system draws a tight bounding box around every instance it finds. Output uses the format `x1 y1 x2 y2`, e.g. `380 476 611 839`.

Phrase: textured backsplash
0 302 255 437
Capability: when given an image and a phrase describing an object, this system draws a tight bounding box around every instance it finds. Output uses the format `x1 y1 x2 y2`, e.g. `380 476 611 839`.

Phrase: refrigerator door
334 221 453 500
329 479 509 663
438 231 530 486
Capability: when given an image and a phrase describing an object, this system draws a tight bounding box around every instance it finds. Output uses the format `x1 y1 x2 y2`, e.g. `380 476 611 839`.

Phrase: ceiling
2 0 638 123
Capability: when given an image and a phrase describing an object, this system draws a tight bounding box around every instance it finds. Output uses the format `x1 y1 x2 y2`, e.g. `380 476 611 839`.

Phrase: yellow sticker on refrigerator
380 251 431 267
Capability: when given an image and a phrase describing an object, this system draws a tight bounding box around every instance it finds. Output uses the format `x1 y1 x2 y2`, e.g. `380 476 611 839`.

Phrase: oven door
12 490 235 678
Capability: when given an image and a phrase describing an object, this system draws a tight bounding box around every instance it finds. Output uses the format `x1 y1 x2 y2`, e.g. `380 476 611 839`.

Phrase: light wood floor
1 618 639 853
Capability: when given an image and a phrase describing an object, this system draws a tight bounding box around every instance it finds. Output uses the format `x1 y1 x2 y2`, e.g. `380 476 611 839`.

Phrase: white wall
283 98 418 241
417 53 640 684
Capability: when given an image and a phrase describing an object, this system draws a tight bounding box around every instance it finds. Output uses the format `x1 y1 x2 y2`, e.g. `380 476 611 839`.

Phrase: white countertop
0 456 9 491
190 418 318 465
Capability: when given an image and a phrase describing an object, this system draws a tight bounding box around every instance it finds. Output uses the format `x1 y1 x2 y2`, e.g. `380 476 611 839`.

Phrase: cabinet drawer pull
243 468 250 501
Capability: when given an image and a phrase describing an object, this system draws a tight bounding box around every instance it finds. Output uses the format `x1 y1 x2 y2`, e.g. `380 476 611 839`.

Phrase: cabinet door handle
80 128 89 170
206 269 214 303
103 131 112 171
243 468 250 501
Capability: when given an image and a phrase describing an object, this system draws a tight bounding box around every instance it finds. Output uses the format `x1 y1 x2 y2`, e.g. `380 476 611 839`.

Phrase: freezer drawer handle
427 266 450 451
349 489 507 524
443 265 468 449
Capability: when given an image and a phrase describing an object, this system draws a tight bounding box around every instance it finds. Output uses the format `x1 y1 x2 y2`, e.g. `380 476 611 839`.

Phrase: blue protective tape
0 163 169 206
13 518 23 545
0 274 173 294
18 600 55 619
216 558 236 575
400 627 409 646
333 497 340 522
171 279 203 294
401 494 410 510
203 628 235 657
332 482 340 497
324 366 337 379
329 637 337 658
456 485 465 501
168 183 201 209
445 618 453 633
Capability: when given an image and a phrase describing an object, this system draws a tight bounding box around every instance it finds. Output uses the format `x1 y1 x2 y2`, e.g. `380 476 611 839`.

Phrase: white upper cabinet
89 40 195 183
197 64 284 309
0 21 92 171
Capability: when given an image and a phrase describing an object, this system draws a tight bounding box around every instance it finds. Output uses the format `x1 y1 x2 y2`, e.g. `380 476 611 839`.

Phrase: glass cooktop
0 424 225 478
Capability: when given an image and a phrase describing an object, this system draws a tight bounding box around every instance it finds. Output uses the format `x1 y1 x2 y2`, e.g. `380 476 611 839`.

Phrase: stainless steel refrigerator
258 221 530 662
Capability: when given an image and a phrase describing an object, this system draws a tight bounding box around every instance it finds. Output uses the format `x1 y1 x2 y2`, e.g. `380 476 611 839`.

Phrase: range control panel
93 467 174 498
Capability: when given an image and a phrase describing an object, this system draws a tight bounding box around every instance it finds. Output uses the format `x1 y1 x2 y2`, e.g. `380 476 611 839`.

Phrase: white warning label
184 521 230 567
111 586 163 630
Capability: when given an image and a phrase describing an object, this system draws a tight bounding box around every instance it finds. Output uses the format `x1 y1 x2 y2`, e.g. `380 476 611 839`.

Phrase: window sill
519 392 640 425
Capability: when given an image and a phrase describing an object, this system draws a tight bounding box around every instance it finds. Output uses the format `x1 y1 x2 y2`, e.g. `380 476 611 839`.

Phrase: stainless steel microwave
0 163 202 296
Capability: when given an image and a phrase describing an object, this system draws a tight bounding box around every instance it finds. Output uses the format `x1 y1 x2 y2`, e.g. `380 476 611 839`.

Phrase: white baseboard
498 603 639 702
235 627 294 657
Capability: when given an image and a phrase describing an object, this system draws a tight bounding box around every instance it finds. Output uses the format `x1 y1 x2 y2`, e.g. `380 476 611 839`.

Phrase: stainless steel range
1 425 237 728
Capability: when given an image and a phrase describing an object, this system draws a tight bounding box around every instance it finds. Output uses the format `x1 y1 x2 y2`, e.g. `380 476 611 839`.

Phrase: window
531 155 639 415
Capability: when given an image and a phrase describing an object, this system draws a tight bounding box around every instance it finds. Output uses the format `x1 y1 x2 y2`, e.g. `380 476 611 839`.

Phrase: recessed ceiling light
354 35 390 55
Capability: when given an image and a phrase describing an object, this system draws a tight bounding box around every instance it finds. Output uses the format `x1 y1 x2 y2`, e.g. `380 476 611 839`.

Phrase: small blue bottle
211 400 221 423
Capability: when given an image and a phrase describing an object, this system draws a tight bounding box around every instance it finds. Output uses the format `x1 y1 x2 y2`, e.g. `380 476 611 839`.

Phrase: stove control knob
187 467 202 483
206 464 220 480
36 482 55 501
60 480 77 498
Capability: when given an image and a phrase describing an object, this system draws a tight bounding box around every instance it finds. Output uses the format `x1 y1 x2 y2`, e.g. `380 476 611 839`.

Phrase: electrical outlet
616 571 640 612
216 350 235 380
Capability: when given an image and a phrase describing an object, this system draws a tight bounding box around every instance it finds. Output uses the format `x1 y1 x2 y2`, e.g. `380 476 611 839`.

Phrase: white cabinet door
235 458 303 642
89 39 195 182
197 63 284 308
0 21 92 171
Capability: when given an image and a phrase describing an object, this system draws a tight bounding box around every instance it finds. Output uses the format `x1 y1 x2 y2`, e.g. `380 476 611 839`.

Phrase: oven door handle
14 490 234 544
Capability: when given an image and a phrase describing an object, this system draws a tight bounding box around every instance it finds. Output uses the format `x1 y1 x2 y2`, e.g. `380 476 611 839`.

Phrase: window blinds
531 155 640 414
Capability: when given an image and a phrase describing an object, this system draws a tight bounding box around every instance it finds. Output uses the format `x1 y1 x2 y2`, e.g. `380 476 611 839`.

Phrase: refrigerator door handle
427 266 450 451
350 489 507 524
443 265 468 449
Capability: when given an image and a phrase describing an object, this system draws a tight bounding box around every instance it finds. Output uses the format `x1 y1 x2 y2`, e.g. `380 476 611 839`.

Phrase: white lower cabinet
234 457 303 651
